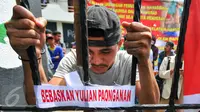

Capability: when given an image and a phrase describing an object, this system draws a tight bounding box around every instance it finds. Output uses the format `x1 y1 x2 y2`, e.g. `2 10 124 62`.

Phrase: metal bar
74 0 89 84
79 0 89 84
1 104 200 111
19 0 41 85
131 0 141 86
73 2 89 112
74 0 82 66
168 0 191 111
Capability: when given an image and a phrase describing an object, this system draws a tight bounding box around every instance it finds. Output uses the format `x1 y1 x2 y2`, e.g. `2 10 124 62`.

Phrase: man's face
164 45 172 52
88 37 121 74
54 34 61 41
47 38 55 45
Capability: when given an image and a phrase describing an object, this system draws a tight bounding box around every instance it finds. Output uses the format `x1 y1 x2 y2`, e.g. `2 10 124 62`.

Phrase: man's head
46 34 55 46
46 29 52 35
53 31 61 42
164 41 174 52
87 5 123 74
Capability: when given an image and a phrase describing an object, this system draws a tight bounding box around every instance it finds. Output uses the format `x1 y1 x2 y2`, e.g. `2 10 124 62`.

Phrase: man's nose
91 55 102 65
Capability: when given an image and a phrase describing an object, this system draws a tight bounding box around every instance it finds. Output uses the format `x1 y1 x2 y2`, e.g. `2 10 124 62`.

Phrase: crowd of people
2 3 185 112
45 29 65 74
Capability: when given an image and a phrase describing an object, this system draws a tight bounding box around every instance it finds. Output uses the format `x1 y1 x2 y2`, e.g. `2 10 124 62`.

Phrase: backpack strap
166 57 171 70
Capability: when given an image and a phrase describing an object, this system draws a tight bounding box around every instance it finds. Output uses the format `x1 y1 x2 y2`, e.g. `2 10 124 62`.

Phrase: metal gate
1 0 199 111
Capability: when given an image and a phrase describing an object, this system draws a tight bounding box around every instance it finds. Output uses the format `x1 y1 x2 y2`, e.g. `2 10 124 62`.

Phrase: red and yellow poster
88 0 183 70
88 0 183 46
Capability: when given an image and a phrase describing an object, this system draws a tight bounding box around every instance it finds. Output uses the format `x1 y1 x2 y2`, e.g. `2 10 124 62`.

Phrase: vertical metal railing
1 0 198 111
167 0 191 111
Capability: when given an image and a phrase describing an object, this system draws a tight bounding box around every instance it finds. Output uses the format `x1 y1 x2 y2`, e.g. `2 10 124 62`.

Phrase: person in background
159 53 184 112
45 29 52 46
158 41 175 70
53 31 67 54
151 35 159 70
46 34 64 73
44 29 54 79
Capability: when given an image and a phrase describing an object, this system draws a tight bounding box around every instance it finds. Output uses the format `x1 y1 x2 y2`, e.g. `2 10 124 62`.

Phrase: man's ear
117 38 124 49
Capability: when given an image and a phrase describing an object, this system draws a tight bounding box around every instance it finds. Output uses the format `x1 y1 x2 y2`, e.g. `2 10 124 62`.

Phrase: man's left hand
122 22 152 63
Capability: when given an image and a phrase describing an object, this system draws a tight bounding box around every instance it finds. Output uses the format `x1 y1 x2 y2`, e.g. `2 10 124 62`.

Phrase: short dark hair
46 29 52 34
166 41 174 49
46 35 54 40
53 31 61 36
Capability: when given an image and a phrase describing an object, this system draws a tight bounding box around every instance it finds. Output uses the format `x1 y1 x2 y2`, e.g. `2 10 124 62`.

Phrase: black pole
74 0 89 84
168 0 191 111
127 0 141 112
20 0 41 85
79 0 89 84
131 0 141 86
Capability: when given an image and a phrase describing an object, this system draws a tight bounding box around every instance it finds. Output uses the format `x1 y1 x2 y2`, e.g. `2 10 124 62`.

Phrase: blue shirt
48 46 64 70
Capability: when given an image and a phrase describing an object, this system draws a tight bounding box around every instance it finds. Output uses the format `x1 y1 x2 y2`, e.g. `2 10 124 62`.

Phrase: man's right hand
55 56 60 60
170 69 174 77
5 5 47 60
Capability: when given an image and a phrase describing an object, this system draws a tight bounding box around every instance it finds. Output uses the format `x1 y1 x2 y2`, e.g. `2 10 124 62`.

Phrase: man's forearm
22 58 48 104
138 59 160 104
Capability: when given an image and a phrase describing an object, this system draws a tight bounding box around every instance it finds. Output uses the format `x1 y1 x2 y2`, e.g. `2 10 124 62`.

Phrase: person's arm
159 57 171 79
5 5 49 105
122 22 160 109
49 49 77 85
137 59 160 104
50 53 57 62
24 48 76 104
49 48 59 61
22 58 48 104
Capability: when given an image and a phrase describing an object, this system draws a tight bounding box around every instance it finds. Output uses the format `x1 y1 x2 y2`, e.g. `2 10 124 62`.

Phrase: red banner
88 0 183 71
88 0 183 45
184 0 200 106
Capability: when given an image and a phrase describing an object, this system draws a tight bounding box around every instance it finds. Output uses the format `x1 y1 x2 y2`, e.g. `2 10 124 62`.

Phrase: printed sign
34 85 135 108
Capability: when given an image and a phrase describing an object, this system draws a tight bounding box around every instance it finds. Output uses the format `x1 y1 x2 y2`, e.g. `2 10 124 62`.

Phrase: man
159 54 184 112
46 34 64 73
53 30 67 54
52 31 61 46
158 41 175 70
43 29 54 80
5 5 159 111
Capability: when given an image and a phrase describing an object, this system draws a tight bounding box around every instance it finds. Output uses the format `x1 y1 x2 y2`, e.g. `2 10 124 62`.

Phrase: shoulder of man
159 51 165 56
55 45 63 50
116 50 131 59
60 42 66 48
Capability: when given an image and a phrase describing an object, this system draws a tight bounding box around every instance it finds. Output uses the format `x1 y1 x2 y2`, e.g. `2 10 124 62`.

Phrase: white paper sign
34 85 135 108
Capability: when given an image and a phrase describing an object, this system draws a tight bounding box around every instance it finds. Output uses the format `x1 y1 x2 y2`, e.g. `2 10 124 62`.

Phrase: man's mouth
90 64 108 73
92 66 106 69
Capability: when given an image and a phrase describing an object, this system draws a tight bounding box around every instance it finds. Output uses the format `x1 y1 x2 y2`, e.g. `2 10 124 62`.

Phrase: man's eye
102 51 111 54
89 51 93 55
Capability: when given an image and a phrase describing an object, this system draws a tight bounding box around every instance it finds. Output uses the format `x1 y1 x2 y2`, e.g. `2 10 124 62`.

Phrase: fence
0 0 197 111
